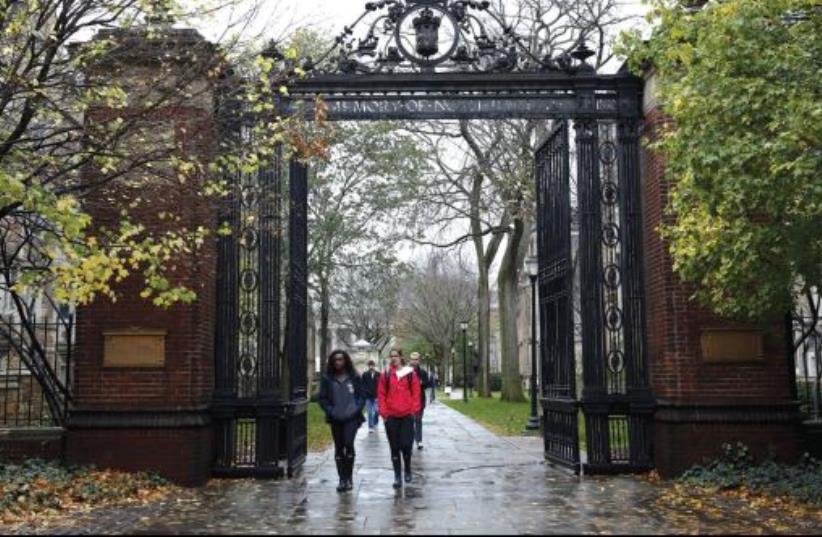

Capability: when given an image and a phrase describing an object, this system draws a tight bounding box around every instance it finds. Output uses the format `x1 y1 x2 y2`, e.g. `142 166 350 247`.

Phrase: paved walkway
17 402 822 534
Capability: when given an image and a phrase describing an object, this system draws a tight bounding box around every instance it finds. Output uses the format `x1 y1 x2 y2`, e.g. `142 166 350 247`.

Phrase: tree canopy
619 0 821 320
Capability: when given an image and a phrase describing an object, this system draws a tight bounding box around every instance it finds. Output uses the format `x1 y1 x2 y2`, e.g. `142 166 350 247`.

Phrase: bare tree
396 251 478 382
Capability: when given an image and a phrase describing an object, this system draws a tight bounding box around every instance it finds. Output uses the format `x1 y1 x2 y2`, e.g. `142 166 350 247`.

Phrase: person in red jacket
378 348 421 489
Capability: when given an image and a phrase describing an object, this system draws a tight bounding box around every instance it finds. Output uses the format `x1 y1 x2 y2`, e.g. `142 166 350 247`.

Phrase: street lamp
460 320 468 402
524 256 540 431
449 348 455 393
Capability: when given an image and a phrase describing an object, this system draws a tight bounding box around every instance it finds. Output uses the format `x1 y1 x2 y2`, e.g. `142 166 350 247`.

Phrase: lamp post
524 255 540 431
467 341 474 397
450 348 455 385
460 321 468 402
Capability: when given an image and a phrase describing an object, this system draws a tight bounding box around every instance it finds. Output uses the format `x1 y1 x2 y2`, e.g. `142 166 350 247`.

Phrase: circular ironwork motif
605 305 623 331
240 269 258 292
607 350 625 374
601 223 620 246
394 4 460 67
241 227 258 249
241 187 258 209
240 312 258 335
239 354 256 376
599 141 617 165
601 180 619 205
603 264 621 289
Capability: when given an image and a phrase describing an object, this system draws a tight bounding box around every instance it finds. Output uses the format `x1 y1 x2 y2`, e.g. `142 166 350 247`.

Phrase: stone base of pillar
654 401 802 477
66 410 213 486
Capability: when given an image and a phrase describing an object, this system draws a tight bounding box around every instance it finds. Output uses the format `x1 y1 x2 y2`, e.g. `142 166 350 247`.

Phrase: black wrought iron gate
212 111 309 478
210 0 656 479
536 122 579 470
537 119 654 474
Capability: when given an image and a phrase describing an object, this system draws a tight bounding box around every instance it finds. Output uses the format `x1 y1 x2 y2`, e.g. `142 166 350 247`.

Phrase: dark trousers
413 408 424 444
384 416 414 460
331 419 360 461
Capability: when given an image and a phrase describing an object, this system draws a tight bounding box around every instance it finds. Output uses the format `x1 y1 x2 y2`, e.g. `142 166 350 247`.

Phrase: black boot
402 451 413 484
335 457 346 493
391 456 402 489
344 455 355 491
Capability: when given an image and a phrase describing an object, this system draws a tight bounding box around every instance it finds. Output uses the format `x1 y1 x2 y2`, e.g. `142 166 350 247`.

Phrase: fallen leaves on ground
0 459 177 531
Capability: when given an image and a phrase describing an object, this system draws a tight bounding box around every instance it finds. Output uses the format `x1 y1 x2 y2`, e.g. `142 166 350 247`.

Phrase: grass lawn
307 402 333 452
439 391 533 436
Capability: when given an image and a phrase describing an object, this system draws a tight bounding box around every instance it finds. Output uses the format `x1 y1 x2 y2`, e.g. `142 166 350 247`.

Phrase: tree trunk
477 264 492 396
497 217 530 402
319 278 330 365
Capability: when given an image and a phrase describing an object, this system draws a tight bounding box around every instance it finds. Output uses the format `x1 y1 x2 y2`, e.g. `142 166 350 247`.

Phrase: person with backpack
362 359 380 431
409 352 431 450
317 349 366 493
377 348 421 489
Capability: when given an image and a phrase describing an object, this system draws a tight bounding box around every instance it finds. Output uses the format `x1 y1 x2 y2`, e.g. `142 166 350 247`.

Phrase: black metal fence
0 317 73 427
793 304 821 421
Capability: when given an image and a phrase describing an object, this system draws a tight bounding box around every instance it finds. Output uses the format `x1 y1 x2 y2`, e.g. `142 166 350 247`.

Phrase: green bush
680 442 822 505
489 373 502 392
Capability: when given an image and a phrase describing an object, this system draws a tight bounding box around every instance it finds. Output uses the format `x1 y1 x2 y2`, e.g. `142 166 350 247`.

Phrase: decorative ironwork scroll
265 0 597 75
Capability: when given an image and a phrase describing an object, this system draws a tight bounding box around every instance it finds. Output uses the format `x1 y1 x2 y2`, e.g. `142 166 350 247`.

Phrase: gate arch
214 0 654 476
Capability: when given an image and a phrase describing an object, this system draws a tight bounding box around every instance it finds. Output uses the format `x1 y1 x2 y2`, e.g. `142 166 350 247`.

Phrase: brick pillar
65 25 219 486
641 73 802 477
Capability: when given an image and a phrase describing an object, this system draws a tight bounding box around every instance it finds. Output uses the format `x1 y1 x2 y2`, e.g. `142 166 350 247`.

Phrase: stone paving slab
10 402 822 535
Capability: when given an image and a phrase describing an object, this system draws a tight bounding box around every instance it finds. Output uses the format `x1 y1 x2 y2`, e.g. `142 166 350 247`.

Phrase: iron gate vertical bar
617 119 654 468
286 158 309 477
575 119 610 468
287 158 308 402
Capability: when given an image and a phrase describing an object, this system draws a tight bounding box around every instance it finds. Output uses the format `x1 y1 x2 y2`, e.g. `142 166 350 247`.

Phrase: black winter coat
361 369 379 399
413 366 431 410
317 372 366 425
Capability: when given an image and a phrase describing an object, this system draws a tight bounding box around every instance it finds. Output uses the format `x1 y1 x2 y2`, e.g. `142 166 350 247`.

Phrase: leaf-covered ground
0 459 176 531
644 443 822 532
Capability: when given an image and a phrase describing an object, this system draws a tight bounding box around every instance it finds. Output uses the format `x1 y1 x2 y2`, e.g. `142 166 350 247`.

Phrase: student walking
318 350 365 493
378 348 421 489
409 352 431 450
362 359 380 431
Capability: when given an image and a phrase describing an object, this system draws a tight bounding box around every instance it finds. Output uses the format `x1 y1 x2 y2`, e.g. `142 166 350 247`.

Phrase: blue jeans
365 398 379 428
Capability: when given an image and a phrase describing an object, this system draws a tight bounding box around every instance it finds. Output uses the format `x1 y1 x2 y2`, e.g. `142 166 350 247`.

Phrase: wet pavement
13 402 822 534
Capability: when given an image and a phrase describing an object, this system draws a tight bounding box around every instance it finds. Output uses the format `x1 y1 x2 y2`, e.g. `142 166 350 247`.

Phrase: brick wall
641 98 801 476
66 27 219 486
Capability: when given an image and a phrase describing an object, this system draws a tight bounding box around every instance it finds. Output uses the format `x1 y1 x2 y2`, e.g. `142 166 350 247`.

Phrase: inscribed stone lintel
700 328 764 364
103 329 167 368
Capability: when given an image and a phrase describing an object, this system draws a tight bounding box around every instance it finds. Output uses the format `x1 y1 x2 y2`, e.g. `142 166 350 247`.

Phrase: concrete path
19 402 822 534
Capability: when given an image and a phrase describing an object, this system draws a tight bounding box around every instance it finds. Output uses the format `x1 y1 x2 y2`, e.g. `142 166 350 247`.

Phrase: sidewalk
14 402 822 534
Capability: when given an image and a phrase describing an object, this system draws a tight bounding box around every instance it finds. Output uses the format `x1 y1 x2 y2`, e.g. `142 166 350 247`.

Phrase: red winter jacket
377 365 421 419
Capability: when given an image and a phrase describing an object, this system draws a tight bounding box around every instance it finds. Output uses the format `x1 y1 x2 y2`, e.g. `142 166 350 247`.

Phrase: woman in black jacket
318 349 366 492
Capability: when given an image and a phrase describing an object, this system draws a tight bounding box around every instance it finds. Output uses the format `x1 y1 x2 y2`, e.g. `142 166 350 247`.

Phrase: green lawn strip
307 402 333 452
439 391 532 436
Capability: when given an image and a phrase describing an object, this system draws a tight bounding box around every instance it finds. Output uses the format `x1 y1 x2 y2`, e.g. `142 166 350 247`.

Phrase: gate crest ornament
297 0 597 74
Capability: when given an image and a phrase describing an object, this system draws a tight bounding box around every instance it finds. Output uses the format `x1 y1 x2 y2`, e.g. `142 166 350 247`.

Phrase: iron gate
238 0 657 477
536 122 579 471
212 97 309 478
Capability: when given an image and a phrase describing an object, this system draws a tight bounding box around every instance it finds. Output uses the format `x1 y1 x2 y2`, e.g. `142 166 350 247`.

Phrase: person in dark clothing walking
378 348 421 489
362 359 380 431
318 350 365 493
409 352 431 450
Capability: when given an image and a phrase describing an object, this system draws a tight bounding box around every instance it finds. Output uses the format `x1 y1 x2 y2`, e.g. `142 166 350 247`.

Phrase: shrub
680 442 822 505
